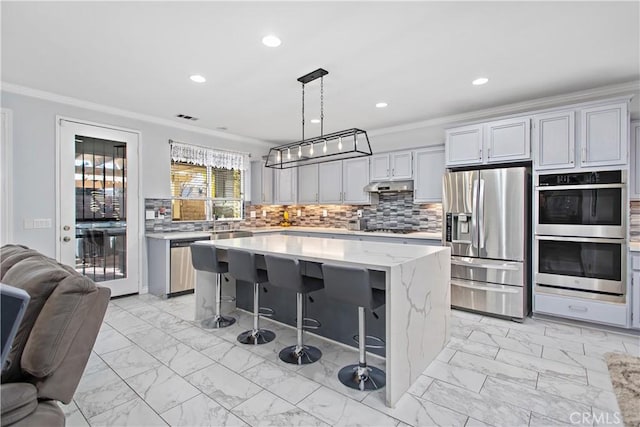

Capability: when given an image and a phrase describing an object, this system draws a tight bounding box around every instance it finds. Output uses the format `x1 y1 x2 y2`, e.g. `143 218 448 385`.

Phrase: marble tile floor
62 293 639 427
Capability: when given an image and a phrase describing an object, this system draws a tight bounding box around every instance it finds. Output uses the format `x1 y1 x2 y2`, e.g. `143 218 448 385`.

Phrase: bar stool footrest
258 307 275 317
301 317 321 330
219 295 236 303
353 334 385 349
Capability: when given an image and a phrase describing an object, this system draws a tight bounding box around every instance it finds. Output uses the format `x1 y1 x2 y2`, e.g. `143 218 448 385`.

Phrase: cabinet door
485 117 531 163
391 152 413 180
250 161 272 204
631 121 640 200
533 111 575 170
342 157 370 204
580 103 628 167
445 125 483 166
297 164 319 204
413 147 445 203
319 161 343 204
633 271 640 329
370 154 390 181
274 168 296 205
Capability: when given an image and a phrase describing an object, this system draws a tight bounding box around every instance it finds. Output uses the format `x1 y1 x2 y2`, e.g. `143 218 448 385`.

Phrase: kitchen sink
210 230 253 240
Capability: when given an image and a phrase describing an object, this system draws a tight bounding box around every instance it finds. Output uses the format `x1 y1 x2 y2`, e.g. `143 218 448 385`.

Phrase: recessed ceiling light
190 75 206 83
472 77 489 86
376 102 388 108
262 35 282 47
310 119 321 124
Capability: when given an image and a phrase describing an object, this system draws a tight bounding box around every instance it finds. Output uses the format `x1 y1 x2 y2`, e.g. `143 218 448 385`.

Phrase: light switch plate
357 210 363 218
262 210 267 217
250 211 256 218
145 210 155 220
297 209 301 217
33 218 52 229
322 210 328 217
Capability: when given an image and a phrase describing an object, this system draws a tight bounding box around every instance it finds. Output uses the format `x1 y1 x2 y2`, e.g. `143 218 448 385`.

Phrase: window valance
169 140 245 171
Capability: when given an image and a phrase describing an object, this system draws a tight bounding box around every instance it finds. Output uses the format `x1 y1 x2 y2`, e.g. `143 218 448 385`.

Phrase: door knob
63 236 71 242
63 225 71 231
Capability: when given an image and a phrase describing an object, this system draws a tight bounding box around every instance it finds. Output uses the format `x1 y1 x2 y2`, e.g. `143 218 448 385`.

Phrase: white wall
0 91 270 289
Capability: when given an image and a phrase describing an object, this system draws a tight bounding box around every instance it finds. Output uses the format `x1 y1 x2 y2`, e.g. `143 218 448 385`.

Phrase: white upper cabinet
250 161 273 204
533 110 575 170
413 146 445 203
630 121 640 200
580 103 628 167
370 151 413 180
445 125 483 166
297 164 319 204
318 161 343 204
370 154 391 181
390 152 413 179
485 117 531 163
274 168 297 205
342 157 370 204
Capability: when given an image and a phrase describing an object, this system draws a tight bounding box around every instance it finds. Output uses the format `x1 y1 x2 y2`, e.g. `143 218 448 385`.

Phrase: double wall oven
534 170 626 303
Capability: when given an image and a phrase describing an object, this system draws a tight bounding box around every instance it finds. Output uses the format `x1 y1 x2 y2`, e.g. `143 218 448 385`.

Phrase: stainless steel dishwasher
169 238 210 296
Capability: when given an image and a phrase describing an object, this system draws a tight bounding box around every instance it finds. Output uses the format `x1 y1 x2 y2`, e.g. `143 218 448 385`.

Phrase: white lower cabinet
534 293 628 327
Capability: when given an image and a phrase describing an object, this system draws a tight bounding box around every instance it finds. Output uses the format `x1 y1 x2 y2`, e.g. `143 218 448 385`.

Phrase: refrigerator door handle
451 257 521 271
471 179 478 248
478 179 485 249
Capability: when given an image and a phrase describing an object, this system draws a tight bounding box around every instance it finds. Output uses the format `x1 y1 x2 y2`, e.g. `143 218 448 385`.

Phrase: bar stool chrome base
338 364 386 391
279 345 322 365
237 328 275 345
201 314 236 329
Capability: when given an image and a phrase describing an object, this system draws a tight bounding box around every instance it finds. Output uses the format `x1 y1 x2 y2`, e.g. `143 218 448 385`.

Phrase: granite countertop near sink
146 226 441 241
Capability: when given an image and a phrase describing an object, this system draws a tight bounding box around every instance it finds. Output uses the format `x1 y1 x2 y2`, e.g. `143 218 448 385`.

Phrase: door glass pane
75 135 127 282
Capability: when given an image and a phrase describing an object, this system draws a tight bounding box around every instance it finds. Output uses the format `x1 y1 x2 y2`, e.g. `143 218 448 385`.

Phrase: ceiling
2 1 639 145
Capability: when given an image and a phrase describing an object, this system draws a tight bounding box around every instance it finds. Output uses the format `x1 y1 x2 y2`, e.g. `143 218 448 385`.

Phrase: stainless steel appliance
443 167 529 320
170 238 208 296
535 170 625 239
347 219 366 231
534 170 626 303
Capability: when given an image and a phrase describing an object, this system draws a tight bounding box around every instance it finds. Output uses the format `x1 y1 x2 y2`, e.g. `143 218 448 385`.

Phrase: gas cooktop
363 228 415 234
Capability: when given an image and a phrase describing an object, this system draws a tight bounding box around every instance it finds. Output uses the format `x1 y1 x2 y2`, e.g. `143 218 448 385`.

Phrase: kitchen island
193 234 451 407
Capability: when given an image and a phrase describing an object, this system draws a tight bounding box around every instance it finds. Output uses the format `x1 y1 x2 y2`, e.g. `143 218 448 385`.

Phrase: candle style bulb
338 136 343 151
309 143 314 156
298 145 302 158
276 151 281 162
323 140 327 153
287 148 291 160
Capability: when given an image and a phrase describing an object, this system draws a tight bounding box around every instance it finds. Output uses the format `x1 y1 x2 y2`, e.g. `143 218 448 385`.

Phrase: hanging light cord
301 82 305 142
320 76 324 137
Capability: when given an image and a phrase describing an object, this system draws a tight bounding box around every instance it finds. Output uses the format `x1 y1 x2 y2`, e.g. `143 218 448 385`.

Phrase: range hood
363 180 414 193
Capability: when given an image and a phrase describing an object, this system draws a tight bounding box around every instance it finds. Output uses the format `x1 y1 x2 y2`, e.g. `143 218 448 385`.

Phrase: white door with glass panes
319 162 343 203
298 164 319 204
58 118 139 297
342 157 370 204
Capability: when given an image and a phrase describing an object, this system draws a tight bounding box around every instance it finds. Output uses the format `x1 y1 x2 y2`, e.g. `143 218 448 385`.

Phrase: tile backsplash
145 194 442 233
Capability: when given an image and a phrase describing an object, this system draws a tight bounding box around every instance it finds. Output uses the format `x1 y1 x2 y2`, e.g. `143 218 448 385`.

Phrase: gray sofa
0 244 111 426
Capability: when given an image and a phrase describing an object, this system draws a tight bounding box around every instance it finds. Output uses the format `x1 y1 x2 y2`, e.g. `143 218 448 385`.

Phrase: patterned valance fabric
170 141 245 171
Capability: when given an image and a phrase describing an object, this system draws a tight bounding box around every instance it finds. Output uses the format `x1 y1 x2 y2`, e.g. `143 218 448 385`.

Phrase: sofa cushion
0 245 41 280
0 383 38 426
22 274 98 377
11 400 64 427
0 258 71 382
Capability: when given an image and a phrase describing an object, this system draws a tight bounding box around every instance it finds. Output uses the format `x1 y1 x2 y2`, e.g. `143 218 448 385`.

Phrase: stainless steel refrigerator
442 166 530 320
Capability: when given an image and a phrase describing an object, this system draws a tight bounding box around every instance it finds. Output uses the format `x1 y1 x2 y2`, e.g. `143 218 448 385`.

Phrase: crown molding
0 82 272 147
369 80 640 137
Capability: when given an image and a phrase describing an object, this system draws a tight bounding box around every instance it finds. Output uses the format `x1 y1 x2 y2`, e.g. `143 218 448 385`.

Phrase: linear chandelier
265 68 372 169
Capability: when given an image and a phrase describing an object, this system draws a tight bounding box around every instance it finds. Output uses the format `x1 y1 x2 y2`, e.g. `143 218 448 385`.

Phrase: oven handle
535 235 626 245
536 183 623 191
451 257 521 271
452 279 520 294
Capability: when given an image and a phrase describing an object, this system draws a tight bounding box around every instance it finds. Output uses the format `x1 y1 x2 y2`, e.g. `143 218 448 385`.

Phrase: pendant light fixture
265 68 372 169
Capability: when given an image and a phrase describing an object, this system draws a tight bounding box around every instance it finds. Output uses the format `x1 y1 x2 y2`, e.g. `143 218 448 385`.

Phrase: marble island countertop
146 226 441 241
194 233 448 269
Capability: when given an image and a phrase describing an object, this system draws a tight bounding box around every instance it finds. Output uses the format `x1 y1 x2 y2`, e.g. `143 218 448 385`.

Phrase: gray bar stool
264 255 324 365
227 248 276 345
321 264 386 391
190 244 236 329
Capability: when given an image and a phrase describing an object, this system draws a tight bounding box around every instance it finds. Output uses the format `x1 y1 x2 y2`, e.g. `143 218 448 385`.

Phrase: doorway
57 118 140 297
